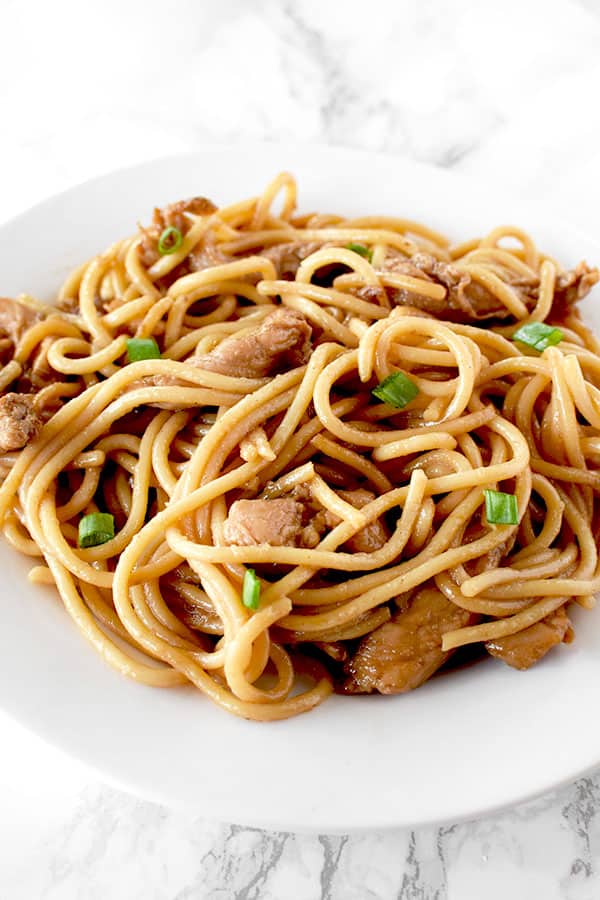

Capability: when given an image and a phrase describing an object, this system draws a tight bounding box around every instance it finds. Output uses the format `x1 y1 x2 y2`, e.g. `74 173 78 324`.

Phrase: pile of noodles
0 172 599 720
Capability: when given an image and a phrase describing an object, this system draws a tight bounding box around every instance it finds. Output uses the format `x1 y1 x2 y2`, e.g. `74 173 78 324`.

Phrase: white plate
1 144 599 833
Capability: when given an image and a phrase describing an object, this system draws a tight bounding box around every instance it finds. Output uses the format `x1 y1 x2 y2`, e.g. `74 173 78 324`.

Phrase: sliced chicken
0 296 43 347
261 241 322 280
187 237 232 273
123 309 312 408
355 252 598 323
154 197 217 233
383 253 538 321
223 487 388 553
485 607 571 670
309 488 389 554
223 498 305 547
139 196 217 267
0 392 42 452
552 262 599 317
342 587 475 694
192 308 312 378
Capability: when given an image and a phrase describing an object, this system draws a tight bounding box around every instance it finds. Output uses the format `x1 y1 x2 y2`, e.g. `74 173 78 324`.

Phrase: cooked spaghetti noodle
0 171 599 719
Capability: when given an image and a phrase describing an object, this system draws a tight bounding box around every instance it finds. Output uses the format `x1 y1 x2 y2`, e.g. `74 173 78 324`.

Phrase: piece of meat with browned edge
125 310 311 404
308 488 389 554
360 252 599 324
0 297 43 349
342 587 476 694
551 262 599 318
380 253 538 322
223 488 389 553
261 241 323 280
187 237 233 273
485 606 571 670
0 298 63 394
0 393 42 452
154 197 217 233
139 197 217 267
223 498 305 547
337 489 389 553
191 308 312 378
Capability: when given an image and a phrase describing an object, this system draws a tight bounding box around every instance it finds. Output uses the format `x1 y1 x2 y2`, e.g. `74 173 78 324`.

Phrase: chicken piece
56 295 80 314
0 392 42 452
485 607 571 670
191 308 312 378
261 241 323 280
353 284 438 320
342 587 475 694
187 236 232 273
154 197 217 233
139 196 217 267
552 262 599 317
0 299 64 394
15 332 66 396
223 485 389 555
224 479 389 553
125 310 310 410
464 533 516 576
0 297 43 347
382 253 538 321
314 641 348 662
223 498 305 547
313 488 389 554
358 252 598 324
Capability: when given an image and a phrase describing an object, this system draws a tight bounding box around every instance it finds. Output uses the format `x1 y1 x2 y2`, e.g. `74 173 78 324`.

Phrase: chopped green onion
157 226 183 256
126 337 161 363
372 372 419 409
484 489 519 526
512 322 563 353
242 568 261 610
78 512 115 548
346 242 373 262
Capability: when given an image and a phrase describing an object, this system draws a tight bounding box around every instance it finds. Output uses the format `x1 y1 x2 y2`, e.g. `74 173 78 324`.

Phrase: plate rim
1 142 599 832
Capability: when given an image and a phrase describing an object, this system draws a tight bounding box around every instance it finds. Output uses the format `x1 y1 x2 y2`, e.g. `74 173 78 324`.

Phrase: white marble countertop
2 0 600 896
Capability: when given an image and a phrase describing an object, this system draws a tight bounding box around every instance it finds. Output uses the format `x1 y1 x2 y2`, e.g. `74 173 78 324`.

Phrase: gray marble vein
0 770 599 899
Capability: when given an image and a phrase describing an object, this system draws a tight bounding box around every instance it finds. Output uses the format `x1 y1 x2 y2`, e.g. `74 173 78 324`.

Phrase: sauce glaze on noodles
0 172 599 719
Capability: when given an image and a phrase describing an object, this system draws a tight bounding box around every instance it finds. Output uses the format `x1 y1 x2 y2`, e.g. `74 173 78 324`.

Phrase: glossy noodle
0 172 599 719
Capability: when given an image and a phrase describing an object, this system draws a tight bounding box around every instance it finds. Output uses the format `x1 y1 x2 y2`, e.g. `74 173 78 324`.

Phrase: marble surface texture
2 0 600 896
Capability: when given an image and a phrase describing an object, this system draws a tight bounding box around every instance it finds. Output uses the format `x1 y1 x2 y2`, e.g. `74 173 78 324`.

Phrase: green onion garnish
484 490 519 526
126 337 161 363
157 226 183 256
512 322 563 353
242 568 261 610
78 512 115 548
346 242 373 262
372 372 419 409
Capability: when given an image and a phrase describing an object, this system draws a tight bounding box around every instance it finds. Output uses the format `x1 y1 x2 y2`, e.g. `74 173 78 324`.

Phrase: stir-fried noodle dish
1 173 599 720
